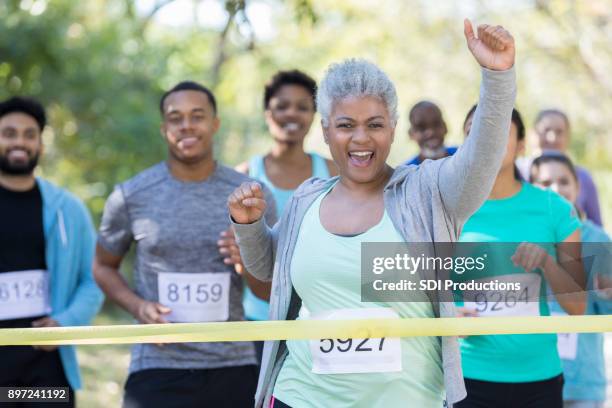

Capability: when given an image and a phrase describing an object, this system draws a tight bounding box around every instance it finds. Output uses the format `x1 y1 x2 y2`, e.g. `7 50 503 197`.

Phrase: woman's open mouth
348 150 374 168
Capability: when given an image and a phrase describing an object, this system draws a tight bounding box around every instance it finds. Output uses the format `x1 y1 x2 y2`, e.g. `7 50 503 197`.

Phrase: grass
76 306 131 407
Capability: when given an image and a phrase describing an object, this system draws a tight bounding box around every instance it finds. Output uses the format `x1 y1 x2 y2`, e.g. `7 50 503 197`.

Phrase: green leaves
1 0 610 227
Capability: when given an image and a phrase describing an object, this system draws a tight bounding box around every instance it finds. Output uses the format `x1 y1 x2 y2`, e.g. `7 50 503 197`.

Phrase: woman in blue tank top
530 153 611 408
236 70 337 332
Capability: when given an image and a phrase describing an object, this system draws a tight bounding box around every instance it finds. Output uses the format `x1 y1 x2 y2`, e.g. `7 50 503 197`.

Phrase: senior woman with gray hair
229 19 516 408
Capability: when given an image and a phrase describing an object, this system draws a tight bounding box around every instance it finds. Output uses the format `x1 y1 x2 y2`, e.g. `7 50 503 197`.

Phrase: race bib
157 272 230 323
556 332 578 360
552 312 578 360
463 273 541 317
309 308 402 374
0 270 51 320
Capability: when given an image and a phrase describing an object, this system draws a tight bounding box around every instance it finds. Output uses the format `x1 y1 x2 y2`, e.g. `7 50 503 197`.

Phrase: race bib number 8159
157 272 230 322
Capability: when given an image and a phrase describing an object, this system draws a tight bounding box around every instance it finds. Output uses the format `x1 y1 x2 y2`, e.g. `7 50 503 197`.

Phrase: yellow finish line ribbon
0 315 611 346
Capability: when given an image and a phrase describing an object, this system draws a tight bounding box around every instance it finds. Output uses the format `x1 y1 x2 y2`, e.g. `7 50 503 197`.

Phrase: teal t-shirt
273 187 445 408
457 182 581 383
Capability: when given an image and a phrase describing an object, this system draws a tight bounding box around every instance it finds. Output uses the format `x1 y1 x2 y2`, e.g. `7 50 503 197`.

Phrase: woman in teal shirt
456 107 585 408
235 70 336 352
531 153 611 408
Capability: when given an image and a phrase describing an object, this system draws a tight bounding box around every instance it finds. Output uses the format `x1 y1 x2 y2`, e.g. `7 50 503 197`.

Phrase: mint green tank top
273 186 445 408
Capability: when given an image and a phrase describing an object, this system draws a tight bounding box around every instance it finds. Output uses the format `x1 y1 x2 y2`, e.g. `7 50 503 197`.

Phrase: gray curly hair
317 59 398 128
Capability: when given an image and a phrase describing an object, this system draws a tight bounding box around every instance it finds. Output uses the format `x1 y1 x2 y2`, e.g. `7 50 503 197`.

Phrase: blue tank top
249 153 331 218
243 153 331 321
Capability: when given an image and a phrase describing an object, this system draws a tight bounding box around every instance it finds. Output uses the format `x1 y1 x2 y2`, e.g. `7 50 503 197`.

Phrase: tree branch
138 0 175 36
210 0 244 87
535 0 612 97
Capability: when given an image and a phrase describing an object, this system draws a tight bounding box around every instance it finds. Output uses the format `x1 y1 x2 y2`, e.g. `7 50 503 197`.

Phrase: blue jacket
549 219 611 401
38 178 104 390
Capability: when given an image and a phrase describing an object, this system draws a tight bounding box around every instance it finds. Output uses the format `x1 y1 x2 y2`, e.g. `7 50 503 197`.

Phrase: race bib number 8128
0 270 50 320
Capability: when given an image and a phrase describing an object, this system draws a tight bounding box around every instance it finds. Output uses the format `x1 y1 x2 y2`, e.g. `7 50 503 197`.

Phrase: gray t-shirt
98 162 276 373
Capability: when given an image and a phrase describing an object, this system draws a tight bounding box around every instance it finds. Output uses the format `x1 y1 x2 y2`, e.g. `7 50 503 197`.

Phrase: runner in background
516 109 603 226
455 107 586 408
0 96 103 407
234 70 335 361
230 19 517 408
531 152 612 408
93 81 275 408
403 101 457 165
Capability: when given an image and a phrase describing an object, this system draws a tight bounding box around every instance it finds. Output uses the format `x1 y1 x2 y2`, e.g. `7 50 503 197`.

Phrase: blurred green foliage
1 0 610 223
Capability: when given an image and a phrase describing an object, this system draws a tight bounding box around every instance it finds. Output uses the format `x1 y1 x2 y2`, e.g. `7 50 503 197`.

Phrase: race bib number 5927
309 308 402 375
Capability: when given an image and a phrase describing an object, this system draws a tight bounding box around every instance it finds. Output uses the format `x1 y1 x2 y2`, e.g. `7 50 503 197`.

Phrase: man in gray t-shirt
94 81 275 408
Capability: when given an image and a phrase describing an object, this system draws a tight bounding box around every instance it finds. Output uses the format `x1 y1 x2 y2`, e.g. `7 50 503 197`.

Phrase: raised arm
219 184 278 299
229 182 278 282
438 20 517 225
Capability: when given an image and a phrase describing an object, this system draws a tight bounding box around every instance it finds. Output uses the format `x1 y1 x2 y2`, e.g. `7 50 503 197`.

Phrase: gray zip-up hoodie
233 67 516 408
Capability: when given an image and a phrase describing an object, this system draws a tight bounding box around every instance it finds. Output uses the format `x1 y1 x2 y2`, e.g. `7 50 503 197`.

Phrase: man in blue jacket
0 96 103 405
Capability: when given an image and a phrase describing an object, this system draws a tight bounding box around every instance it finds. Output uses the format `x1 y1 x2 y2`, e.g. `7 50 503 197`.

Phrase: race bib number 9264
463 273 542 317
